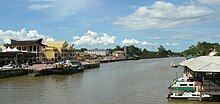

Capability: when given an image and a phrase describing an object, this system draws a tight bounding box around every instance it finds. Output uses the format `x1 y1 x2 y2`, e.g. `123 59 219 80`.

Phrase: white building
85 49 109 56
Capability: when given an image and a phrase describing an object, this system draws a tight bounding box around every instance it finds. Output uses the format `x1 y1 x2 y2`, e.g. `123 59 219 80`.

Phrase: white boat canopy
180 56 220 72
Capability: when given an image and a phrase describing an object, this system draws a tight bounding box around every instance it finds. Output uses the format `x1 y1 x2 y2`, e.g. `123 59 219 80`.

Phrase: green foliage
108 45 123 54
126 45 142 57
214 52 220 56
182 42 220 57
109 45 179 58
75 48 88 52
141 48 148 58
157 45 168 57
0 48 2 52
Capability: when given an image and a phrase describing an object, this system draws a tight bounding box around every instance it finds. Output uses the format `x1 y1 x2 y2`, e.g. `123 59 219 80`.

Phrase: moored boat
167 90 210 100
52 60 84 75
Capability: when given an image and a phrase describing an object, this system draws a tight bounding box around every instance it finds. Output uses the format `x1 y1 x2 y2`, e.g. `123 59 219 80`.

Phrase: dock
0 61 101 78
0 69 28 78
100 58 139 63
81 61 100 69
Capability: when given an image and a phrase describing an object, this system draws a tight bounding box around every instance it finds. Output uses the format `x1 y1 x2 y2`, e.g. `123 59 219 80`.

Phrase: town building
0 47 36 66
75 52 97 61
85 49 109 56
112 51 125 59
3 38 46 63
0 46 6 52
44 41 75 62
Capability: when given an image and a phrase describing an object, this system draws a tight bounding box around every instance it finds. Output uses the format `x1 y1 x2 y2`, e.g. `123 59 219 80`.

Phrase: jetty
0 69 28 78
0 60 101 78
169 56 220 102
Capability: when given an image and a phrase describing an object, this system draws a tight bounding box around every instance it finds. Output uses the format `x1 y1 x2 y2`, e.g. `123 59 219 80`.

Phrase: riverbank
0 61 100 78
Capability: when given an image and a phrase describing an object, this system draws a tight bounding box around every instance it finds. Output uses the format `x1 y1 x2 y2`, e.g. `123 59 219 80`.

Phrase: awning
179 56 220 72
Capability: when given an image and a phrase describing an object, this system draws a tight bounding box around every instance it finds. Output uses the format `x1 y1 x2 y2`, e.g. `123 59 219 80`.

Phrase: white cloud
29 4 51 10
114 1 218 30
0 28 55 44
121 39 178 46
72 30 116 46
29 0 97 19
198 0 220 5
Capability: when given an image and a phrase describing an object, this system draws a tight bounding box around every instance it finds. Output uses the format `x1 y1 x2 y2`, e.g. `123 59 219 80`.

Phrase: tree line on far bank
182 41 220 57
108 45 180 58
76 45 180 59
69 41 220 58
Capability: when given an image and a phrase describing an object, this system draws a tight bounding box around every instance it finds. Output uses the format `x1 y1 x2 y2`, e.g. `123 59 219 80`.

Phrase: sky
0 0 220 52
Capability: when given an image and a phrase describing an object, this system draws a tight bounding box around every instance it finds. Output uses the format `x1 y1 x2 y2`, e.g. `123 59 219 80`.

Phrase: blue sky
0 0 220 52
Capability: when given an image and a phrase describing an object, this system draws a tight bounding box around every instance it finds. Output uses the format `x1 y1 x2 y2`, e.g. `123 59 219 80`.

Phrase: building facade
112 51 125 59
44 41 75 62
85 49 109 56
0 51 36 66
3 38 46 63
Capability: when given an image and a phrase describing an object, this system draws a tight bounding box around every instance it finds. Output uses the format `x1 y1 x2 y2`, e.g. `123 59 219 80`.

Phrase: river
0 58 219 104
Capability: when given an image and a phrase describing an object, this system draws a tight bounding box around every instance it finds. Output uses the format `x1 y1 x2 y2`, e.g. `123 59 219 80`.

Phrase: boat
167 90 210 100
167 76 211 101
52 60 84 75
168 78 196 91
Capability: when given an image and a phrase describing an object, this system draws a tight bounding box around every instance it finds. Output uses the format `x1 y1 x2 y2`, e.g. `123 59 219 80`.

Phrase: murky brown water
0 58 219 104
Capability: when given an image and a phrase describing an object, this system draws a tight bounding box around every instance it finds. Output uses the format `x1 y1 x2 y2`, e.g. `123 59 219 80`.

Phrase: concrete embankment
100 58 139 63
0 69 28 78
0 62 101 78
81 62 100 69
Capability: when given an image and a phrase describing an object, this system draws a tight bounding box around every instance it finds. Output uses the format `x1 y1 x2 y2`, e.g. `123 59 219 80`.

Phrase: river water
0 58 219 104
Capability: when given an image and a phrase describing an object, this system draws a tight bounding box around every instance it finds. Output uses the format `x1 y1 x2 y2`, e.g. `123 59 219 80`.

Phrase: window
22 47 26 50
189 84 193 86
17 47 21 50
180 84 187 86
29 46 32 51
33 46 36 51
55 53 57 57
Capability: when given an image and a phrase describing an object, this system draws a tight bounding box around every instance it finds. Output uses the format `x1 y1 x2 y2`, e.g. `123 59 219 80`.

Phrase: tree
80 48 88 52
157 45 168 57
181 42 220 56
141 48 148 58
126 45 142 57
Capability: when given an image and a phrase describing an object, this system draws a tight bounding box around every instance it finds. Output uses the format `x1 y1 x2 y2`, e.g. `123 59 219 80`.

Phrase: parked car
2 65 14 70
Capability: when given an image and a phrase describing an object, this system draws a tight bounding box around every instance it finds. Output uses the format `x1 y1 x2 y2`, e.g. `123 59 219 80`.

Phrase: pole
176 72 178 79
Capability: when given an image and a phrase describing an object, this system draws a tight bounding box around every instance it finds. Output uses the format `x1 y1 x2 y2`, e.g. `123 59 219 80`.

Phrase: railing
203 80 220 92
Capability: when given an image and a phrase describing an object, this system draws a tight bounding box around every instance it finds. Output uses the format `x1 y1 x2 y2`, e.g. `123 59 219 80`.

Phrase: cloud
72 30 116 46
121 39 178 46
28 0 97 19
0 28 55 44
29 4 51 10
114 1 219 30
198 0 220 5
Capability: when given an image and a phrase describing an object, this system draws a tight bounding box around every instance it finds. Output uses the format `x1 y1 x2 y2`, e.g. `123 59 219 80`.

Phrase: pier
0 69 27 78
0 61 101 78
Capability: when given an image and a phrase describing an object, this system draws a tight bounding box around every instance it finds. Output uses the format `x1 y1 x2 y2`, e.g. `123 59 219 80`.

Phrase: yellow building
44 41 75 62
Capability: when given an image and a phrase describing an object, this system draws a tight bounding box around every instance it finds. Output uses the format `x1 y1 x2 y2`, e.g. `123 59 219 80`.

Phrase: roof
180 56 220 72
113 51 125 53
86 49 108 51
44 41 68 47
4 38 46 46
